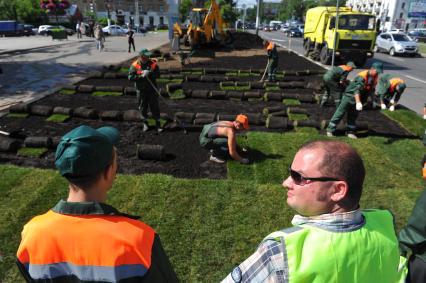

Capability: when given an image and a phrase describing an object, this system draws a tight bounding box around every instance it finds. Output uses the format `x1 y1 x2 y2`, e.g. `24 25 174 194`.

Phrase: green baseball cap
346 61 356 68
55 125 120 177
396 82 406 92
371 62 384 74
139 48 152 57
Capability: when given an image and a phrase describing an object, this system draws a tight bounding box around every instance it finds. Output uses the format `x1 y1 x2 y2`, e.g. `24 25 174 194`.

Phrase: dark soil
0 32 415 179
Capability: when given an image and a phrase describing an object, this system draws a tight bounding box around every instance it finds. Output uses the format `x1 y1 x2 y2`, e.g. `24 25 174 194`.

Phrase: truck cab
304 7 377 67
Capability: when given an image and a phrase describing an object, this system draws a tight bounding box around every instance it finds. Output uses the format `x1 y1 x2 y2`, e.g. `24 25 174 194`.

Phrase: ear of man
330 181 349 203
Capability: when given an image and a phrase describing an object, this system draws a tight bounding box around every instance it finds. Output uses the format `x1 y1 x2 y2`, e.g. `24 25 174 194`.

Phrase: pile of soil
0 32 415 179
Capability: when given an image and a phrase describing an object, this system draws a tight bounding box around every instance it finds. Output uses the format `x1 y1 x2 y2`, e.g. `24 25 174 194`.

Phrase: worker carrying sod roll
199 114 250 165
128 48 163 133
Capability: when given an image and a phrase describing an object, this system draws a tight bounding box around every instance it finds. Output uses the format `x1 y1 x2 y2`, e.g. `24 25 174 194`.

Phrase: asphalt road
258 29 426 115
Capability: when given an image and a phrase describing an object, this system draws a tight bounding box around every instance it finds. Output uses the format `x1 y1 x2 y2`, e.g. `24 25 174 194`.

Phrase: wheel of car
389 48 396 56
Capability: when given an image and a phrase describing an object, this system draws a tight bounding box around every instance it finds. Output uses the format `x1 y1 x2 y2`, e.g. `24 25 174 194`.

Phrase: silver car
374 32 418 57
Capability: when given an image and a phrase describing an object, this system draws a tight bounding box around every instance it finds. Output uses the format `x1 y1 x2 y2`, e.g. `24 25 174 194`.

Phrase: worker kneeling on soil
128 48 163 133
320 61 356 108
199 114 250 164
375 74 406 111
326 62 383 139
263 40 278 82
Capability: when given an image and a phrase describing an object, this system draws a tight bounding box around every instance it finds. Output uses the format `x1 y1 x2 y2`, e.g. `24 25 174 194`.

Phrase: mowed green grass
1 115 425 282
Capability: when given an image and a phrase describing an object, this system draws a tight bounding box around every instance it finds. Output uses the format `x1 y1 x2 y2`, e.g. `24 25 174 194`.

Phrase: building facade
72 0 169 27
346 0 426 31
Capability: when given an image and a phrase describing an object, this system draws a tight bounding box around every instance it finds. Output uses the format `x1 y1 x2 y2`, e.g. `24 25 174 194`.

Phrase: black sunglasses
289 167 340 185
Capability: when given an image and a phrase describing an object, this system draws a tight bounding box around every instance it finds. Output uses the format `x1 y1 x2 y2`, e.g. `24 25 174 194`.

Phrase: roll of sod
100 111 123 121
282 93 299 100
270 110 288 117
217 68 232 74
227 91 243 100
183 89 193 97
31 105 53 116
9 103 30 113
200 76 222 82
246 113 264 126
266 116 288 129
291 82 306 89
53 106 73 116
166 83 183 93
288 107 309 115
293 120 320 129
187 68 203 73
263 106 287 116
73 107 98 119
185 75 200 82
281 77 304 82
250 82 264 89
78 85 95 93
24 137 52 148
235 81 250 87
88 71 103 78
123 110 142 121
296 70 311 76
191 90 209 99
103 72 117 79
195 112 216 120
264 92 283 102
278 82 293 89
306 82 324 91
62 84 76 91
210 91 227 99
175 112 195 123
110 86 124 93
264 82 278 88
0 137 21 153
298 95 316 103
124 87 137 96
95 86 111 92
284 70 297 76
244 91 261 99
137 144 165 161
217 114 236 121
194 118 215 125
169 74 183 79
220 81 235 87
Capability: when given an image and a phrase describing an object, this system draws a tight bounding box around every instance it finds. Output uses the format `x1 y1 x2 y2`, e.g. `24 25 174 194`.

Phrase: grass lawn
46 114 70 123
92 91 123 97
418 42 426 54
0 111 425 282
59 89 75 95
6 113 28 118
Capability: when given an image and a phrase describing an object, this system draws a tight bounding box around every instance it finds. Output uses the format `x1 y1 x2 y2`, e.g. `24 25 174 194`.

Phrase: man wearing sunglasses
222 140 402 283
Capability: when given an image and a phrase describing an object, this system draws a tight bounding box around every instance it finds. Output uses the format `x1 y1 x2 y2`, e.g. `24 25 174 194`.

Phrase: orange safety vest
357 70 377 92
17 210 155 281
389 78 404 93
339 65 353 72
266 42 275 51
132 59 158 75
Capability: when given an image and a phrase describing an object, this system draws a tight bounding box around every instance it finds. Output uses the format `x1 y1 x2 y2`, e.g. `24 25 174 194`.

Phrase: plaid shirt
221 209 364 283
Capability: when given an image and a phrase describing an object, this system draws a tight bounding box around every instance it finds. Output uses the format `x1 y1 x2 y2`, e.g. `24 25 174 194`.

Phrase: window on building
402 2 405 9
160 5 164 12
400 12 403 18
160 17 164 25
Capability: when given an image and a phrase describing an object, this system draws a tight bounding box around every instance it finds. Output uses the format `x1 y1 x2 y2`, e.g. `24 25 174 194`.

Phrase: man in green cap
326 62 383 139
16 125 178 282
320 61 356 107
129 48 162 133
375 74 406 111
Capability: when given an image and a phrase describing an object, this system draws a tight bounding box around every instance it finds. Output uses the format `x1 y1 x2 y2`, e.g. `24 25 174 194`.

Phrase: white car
102 25 126 36
38 25 53 34
374 32 418 57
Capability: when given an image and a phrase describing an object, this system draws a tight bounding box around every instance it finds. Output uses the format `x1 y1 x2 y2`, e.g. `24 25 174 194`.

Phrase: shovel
259 60 271 82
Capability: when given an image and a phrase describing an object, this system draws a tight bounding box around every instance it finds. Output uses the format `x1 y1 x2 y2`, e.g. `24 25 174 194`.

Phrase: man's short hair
300 140 365 207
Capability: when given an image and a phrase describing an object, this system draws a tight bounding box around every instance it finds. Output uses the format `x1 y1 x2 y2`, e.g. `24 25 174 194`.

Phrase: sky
236 0 281 9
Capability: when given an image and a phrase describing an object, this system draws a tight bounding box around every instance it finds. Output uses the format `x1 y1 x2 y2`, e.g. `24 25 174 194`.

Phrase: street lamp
331 0 340 66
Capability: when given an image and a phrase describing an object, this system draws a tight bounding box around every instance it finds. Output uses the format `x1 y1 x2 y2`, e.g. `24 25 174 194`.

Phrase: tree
179 0 192 22
0 0 44 24
40 0 70 25
278 0 346 22
218 0 238 25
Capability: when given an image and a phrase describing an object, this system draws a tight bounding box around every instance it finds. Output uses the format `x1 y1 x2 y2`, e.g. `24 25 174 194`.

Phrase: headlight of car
394 43 404 51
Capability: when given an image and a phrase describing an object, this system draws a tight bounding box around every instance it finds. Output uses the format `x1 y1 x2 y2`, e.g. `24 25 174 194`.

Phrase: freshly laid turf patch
92 91 123 97
46 114 70 123
220 85 251 91
265 86 280 91
169 89 186 100
383 109 426 137
283 99 301 106
147 118 168 128
288 113 309 121
17 147 48 158
59 89 75 95
157 78 183 84
238 71 250 77
6 113 28 118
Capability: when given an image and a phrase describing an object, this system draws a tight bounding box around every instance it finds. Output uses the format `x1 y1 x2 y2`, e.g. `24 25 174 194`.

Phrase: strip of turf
59 89 75 95
169 89 186 100
46 114 70 123
383 109 426 137
17 147 48 158
92 91 123 97
6 113 28 118
283 99 301 106
288 113 309 121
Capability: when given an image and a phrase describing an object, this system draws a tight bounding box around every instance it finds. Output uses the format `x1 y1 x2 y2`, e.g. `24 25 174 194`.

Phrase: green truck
303 6 378 67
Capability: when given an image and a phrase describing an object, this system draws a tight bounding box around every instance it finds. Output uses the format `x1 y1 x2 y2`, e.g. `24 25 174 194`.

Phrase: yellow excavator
173 0 230 48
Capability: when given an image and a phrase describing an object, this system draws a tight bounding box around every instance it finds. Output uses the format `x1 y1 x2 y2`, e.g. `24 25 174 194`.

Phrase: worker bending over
375 74 406 111
320 61 356 107
200 114 250 164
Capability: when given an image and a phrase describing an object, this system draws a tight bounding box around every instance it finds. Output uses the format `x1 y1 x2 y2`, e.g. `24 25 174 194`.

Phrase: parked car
38 25 52 34
22 24 35 36
102 25 126 36
298 24 304 33
374 32 418 57
280 25 290 33
263 26 271 32
408 30 426 42
39 25 75 36
287 27 302 37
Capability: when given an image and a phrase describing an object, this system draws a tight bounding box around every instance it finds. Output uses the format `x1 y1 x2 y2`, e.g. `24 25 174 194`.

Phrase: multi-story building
72 0 169 27
346 0 426 32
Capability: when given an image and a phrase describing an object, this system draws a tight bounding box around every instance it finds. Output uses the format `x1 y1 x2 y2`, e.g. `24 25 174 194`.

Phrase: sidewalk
0 32 169 112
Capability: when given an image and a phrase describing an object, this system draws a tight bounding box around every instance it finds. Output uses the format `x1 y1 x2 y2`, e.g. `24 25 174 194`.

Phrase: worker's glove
389 105 395 111
240 158 250 165
141 70 150 78
355 102 363 111
241 147 248 152
381 103 387 110
390 99 395 104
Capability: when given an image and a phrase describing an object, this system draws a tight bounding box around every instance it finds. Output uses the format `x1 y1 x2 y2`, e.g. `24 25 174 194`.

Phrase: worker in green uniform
320 61 356 107
128 48 162 133
264 41 278 82
326 62 383 139
375 74 406 111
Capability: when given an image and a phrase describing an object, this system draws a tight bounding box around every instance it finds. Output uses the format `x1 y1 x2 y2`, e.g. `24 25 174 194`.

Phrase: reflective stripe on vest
17 210 155 281
267 42 275 51
389 78 404 93
357 70 377 92
132 59 157 75
339 65 353 72
263 210 401 283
